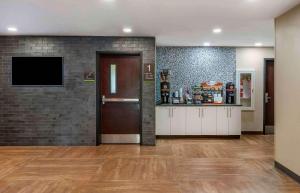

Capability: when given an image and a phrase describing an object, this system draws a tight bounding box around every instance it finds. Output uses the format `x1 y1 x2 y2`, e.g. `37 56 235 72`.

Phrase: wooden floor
0 135 299 193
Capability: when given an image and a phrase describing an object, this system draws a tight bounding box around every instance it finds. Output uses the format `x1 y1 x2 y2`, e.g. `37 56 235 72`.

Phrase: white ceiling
0 0 299 46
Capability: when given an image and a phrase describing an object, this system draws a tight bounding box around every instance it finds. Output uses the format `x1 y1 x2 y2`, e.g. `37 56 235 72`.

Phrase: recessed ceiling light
123 27 132 33
255 42 263 47
203 42 211 46
7 27 18 32
213 28 222 34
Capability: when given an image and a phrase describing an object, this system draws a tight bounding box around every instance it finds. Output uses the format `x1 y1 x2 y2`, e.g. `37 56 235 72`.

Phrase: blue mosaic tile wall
156 47 236 102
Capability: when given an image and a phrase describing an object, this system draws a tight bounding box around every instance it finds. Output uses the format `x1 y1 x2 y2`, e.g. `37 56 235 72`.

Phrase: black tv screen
12 57 63 86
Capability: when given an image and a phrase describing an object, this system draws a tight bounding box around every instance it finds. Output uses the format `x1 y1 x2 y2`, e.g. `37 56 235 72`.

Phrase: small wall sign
84 71 96 82
144 63 154 81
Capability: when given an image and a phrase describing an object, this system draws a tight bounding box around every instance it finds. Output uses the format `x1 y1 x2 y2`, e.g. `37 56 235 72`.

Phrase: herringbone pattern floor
0 135 299 193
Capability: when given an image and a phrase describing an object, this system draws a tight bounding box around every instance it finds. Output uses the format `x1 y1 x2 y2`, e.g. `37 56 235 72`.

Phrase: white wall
236 48 274 132
275 4 300 175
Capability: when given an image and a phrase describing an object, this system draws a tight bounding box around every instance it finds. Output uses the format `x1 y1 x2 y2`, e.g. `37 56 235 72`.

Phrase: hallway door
99 54 141 143
264 59 274 134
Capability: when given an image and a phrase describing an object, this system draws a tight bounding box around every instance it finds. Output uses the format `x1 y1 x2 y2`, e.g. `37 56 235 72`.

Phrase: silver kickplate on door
101 134 140 144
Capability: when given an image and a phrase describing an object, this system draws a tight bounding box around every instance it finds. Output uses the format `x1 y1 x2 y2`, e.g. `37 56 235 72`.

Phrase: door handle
102 95 105 105
102 96 139 105
265 93 271 103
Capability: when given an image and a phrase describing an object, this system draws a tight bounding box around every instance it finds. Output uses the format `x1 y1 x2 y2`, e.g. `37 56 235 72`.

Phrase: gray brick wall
0 36 156 146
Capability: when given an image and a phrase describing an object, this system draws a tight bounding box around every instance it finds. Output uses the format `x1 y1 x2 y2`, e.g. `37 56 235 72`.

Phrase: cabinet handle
202 108 204 118
172 108 174 117
230 108 232 118
168 108 171 118
226 108 228 118
198 108 201 117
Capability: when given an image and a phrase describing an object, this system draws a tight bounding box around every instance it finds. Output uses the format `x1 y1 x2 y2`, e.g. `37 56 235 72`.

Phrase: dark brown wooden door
100 54 141 135
265 60 274 126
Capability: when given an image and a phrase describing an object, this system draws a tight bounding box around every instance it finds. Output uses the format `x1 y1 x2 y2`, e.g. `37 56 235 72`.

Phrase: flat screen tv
12 57 63 86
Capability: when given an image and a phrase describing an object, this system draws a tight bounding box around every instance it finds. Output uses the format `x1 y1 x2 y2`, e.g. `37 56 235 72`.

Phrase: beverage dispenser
226 82 236 104
160 70 170 104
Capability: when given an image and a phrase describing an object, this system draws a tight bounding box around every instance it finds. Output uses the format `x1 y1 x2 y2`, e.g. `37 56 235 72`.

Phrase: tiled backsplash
156 47 236 101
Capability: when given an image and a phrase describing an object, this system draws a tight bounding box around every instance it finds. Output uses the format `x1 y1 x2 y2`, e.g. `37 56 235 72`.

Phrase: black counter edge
156 135 240 139
156 104 243 107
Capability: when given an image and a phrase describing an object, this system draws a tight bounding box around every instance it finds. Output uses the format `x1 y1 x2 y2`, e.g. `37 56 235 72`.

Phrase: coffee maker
160 70 170 104
226 82 236 104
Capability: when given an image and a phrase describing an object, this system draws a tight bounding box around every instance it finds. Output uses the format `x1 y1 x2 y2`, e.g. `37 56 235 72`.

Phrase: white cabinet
170 107 186 135
156 106 241 136
155 107 186 135
186 107 218 136
236 69 255 111
228 107 241 135
201 107 217 135
156 107 171 135
186 107 202 135
216 107 241 136
217 107 229 135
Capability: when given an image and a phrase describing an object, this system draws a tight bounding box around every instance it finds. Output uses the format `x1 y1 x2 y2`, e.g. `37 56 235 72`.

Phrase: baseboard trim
275 161 300 184
156 135 240 139
242 131 264 135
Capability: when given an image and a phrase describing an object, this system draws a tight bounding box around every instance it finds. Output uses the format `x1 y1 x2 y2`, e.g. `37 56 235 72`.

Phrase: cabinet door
201 107 217 135
216 107 229 135
156 107 171 135
228 107 241 135
186 107 202 135
171 107 186 135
